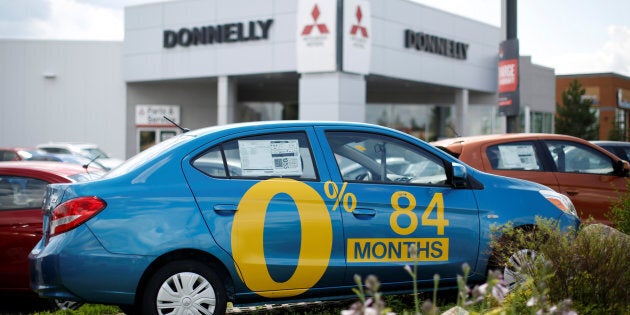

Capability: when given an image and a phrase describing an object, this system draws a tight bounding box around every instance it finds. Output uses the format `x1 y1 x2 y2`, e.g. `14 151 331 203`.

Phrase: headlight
539 190 577 217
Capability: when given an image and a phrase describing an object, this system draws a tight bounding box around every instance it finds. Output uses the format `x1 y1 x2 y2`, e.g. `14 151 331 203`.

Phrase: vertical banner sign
498 39 520 116
343 0 371 75
297 0 337 73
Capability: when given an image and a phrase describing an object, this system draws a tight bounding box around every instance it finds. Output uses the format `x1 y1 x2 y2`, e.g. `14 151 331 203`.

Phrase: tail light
50 196 106 237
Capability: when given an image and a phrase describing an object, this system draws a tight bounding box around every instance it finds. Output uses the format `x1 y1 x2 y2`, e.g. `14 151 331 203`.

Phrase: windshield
82 148 109 159
104 134 194 178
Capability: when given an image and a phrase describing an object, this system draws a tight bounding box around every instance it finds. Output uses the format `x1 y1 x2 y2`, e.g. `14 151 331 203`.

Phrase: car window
0 151 19 161
544 141 613 174
42 148 71 154
486 142 543 171
193 132 318 181
325 131 447 185
0 176 48 210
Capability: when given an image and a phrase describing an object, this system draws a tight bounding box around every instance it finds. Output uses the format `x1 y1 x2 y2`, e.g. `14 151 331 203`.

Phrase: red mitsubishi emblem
350 6 368 38
301 4 330 35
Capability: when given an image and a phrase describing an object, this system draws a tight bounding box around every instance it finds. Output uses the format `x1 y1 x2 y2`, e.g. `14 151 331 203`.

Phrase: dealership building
0 0 556 159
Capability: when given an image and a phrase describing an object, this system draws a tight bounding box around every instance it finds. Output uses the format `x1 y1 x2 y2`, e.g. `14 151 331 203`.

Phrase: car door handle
352 208 376 218
213 204 238 213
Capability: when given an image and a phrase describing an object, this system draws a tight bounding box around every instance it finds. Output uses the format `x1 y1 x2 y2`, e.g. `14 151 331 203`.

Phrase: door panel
183 129 347 297
319 129 480 286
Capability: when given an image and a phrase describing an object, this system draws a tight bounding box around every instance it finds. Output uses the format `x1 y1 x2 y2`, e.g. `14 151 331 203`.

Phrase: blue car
29 121 579 314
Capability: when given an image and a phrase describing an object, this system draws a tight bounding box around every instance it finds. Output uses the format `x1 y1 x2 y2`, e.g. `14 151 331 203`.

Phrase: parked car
0 147 48 161
432 133 630 224
29 121 579 314
26 153 108 171
0 161 103 309
591 140 630 162
36 142 123 170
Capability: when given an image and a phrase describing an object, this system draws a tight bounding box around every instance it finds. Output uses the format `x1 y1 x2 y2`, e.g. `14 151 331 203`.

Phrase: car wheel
503 248 538 290
140 260 227 315
54 299 83 310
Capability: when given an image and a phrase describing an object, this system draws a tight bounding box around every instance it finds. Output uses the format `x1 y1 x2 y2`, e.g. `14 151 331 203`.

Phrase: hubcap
503 249 537 290
156 271 217 315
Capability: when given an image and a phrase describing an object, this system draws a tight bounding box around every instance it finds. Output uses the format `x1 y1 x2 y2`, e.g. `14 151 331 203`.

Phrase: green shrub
490 218 630 315
608 180 630 233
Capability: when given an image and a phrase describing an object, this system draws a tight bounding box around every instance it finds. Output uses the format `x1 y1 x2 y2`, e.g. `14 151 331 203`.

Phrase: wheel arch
134 249 235 305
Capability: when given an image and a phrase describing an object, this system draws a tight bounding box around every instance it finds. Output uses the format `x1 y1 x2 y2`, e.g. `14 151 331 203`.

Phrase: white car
36 142 123 170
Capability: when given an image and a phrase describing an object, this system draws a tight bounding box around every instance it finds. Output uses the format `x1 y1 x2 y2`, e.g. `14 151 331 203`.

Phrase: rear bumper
29 225 151 305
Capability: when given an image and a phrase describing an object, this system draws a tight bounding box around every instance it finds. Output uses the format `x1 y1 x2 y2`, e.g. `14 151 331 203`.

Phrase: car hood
468 167 553 192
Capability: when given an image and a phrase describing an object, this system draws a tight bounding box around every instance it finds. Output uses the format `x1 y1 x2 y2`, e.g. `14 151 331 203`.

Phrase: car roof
185 120 381 136
0 161 93 177
591 140 630 147
431 133 622 161
37 142 98 149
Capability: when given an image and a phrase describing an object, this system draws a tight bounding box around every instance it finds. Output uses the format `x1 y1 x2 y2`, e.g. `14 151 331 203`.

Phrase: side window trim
324 130 449 186
192 131 320 182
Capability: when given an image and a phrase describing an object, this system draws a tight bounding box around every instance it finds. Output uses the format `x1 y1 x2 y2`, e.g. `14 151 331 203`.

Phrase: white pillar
455 89 469 136
298 72 366 122
217 76 237 125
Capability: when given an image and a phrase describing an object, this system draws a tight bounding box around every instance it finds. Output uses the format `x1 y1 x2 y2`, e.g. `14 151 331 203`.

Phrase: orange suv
432 133 630 224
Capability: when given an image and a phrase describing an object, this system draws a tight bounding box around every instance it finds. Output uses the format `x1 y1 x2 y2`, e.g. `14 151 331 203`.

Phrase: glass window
193 132 317 181
0 151 18 161
544 141 613 174
486 142 542 171
0 176 48 210
325 131 447 185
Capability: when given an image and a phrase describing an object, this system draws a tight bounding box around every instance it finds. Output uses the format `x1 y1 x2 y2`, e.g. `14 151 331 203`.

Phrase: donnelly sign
163 19 274 48
404 29 469 60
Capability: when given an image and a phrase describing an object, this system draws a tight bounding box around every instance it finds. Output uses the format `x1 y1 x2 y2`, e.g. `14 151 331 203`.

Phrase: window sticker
499 145 538 169
238 140 303 176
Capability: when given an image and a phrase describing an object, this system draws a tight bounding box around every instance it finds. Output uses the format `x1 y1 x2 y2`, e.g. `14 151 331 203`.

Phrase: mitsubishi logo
349 6 368 38
301 4 329 35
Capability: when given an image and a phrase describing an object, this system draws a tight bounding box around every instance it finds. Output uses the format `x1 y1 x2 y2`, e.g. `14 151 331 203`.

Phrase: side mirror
451 162 468 188
614 160 630 177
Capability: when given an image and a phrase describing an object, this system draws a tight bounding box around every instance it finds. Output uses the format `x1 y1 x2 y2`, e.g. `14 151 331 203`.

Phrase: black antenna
83 154 101 171
163 116 190 133
447 124 461 138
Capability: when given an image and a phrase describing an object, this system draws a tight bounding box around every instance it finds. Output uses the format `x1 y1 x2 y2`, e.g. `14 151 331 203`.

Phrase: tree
555 79 598 139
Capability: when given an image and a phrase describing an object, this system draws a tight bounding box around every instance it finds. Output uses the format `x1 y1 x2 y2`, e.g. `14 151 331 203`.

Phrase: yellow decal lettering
232 178 333 298
390 191 418 235
421 192 449 235
347 238 449 262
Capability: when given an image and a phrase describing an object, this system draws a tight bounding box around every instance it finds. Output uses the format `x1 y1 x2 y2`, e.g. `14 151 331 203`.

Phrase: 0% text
324 181 357 212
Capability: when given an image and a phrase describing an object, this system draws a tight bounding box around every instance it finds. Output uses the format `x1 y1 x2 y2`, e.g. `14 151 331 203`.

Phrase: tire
503 248 538 290
140 260 227 315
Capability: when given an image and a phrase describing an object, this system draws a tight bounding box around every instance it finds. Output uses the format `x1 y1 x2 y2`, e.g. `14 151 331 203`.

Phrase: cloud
543 25 630 76
0 0 122 40
603 26 630 76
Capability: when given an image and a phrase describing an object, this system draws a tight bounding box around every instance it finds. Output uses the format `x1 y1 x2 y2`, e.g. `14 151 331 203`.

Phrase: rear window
0 176 48 210
105 134 194 178
486 142 543 171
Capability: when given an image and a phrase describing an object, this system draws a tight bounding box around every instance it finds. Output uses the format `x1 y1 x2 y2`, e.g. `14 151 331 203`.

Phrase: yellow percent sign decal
324 181 357 212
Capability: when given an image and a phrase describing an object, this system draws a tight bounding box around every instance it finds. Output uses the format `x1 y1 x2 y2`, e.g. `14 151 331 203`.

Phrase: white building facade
0 0 556 159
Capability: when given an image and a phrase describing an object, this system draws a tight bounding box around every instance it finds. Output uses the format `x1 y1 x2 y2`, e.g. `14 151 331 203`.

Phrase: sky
1 0 629 77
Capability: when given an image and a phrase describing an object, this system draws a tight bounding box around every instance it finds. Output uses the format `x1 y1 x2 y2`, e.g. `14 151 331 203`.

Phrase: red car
432 133 629 225
0 162 103 301
0 147 48 161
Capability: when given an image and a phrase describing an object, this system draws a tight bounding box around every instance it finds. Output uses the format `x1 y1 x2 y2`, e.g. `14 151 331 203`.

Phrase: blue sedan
29 121 579 314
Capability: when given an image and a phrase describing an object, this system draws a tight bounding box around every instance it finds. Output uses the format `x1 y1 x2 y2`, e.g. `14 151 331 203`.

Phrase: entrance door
137 128 179 153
